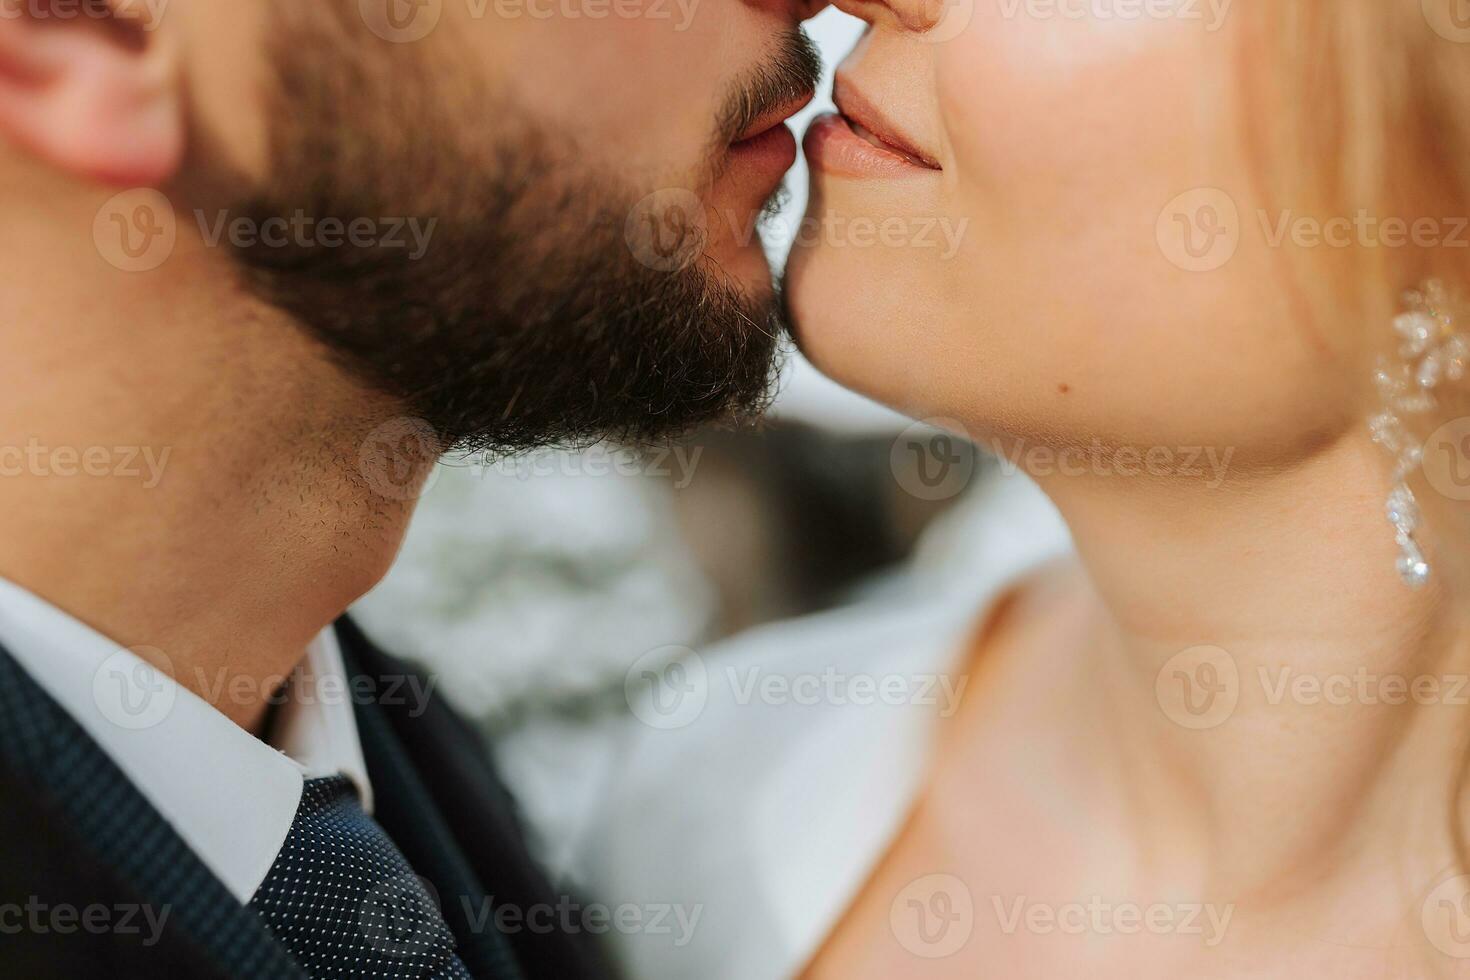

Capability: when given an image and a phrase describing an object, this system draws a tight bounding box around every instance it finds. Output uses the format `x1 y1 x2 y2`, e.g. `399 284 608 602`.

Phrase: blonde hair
1259 2 1470 304
1261 3 1470 900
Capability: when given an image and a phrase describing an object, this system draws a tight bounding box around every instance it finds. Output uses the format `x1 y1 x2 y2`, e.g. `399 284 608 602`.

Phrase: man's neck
0 250 420 733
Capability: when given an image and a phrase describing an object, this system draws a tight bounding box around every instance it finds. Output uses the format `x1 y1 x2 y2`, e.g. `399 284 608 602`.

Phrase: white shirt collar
0 577 374 904
271 627 375 813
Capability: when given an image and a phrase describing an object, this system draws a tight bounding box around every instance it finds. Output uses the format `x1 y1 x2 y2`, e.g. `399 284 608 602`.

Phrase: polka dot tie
249 775 473 979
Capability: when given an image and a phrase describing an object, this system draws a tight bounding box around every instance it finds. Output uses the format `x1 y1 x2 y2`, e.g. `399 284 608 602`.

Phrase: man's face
186 0 822 452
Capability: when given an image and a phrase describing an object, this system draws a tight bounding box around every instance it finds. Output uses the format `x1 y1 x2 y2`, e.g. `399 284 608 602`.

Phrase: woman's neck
1032 426 1470 904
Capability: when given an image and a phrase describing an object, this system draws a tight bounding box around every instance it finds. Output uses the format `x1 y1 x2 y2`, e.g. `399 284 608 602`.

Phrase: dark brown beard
203 1 810 454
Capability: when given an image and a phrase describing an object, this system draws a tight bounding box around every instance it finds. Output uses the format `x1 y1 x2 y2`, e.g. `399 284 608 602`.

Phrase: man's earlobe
0 1 183 187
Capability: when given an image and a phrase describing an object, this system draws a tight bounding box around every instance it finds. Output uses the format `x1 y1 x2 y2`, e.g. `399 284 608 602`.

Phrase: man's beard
201 4 821 455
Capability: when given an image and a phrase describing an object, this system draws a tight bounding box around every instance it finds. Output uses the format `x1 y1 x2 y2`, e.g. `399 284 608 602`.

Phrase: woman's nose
829 0 950 33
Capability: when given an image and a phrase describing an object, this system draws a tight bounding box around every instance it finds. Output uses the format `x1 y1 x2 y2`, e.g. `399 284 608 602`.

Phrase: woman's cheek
935 15 1202 197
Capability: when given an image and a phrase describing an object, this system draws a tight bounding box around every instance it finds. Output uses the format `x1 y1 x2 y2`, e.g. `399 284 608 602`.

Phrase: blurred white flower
352 447 716 725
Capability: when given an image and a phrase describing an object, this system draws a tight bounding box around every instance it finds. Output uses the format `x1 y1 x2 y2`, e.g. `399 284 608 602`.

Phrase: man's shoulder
0 643 302 979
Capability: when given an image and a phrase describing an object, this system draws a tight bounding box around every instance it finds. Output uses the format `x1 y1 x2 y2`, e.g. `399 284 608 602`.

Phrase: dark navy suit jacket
0 617 611 980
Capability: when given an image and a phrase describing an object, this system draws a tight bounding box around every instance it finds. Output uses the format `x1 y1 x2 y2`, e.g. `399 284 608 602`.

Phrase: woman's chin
782 240 847 375
783 234 943 420
784 239 902 412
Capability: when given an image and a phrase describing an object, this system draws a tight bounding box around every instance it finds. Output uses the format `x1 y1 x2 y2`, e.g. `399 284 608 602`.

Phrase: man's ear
0 0 184 187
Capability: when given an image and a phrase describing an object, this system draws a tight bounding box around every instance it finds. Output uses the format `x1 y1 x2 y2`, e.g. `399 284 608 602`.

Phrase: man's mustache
717 28 824 147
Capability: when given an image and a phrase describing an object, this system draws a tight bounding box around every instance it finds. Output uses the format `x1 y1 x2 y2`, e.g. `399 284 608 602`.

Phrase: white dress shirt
574 473 1074 980
0 578 374 905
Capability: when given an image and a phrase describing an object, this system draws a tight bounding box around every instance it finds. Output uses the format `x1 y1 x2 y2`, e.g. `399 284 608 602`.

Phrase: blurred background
350 11 1003 877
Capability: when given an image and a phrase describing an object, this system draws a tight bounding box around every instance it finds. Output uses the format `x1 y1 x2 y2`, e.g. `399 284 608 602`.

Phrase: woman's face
787 2 1364 470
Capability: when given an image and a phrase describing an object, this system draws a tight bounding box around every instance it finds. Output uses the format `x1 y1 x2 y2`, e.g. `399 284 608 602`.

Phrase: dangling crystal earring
1369 280 1469 588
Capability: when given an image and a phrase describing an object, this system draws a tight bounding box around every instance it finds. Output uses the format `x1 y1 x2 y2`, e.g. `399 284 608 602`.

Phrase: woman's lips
803 112 935 179
831 77 941 170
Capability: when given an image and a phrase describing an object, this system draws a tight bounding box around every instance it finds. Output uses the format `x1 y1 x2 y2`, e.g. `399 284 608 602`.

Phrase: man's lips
831 76 940 170
732 90 817 145
723 88 815 186
728 121 800 176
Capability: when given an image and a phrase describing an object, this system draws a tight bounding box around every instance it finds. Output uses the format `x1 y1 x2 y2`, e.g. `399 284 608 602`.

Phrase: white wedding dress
569 472 1074 979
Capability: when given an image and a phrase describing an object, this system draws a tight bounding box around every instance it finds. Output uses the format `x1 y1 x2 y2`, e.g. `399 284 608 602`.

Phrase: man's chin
698 174 791 301
705 239 778 305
